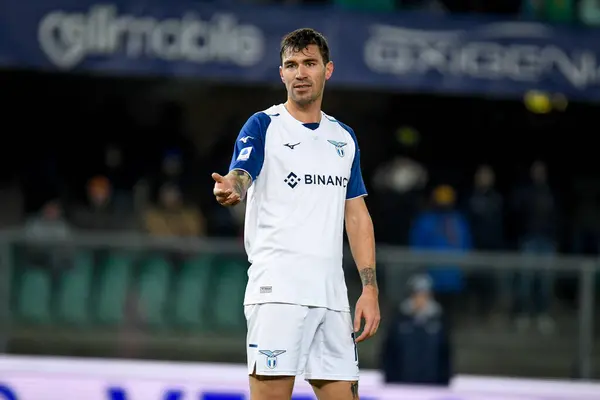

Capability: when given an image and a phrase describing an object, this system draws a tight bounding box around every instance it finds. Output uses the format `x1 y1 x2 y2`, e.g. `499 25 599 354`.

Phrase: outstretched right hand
212 172 241 206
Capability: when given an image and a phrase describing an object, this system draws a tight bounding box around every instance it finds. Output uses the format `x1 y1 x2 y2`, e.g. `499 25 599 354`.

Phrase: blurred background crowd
0 0 599 389
205 0 600 25
196 0 600 26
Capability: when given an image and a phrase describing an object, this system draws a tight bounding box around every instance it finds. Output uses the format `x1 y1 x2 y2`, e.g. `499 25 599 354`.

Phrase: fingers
354 307 370 343
212 172 225 183
354 307 362 334
213 188 232 198
369 313 381 337
354 309 381 343
213 172 238 206
222 194 241 206
355 316 371 343
215 191 241 206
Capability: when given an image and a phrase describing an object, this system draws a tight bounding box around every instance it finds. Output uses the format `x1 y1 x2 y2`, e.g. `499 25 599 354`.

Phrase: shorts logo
327 140 347 158
259 350 286 369
284 172 300 188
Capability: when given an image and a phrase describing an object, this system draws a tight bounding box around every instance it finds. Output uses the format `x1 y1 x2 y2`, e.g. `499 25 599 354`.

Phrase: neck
285 98 322 124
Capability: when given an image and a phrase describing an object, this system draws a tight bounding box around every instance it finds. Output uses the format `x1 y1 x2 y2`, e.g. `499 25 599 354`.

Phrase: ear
279 65 285 83
325 61 334 81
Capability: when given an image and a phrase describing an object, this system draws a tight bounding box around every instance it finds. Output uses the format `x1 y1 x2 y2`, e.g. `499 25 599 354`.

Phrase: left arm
345 197 377 292
345 196 380 342
340 123 379 342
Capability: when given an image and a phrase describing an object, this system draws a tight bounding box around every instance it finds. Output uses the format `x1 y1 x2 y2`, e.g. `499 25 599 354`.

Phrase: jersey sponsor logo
305 174 348 187
237 147 253 161
284 172 300 188
284 172 348 189
239 136 254 143
258 350 286 369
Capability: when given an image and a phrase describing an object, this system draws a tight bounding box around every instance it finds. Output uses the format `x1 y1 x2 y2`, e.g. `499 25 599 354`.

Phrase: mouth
294 84 311 89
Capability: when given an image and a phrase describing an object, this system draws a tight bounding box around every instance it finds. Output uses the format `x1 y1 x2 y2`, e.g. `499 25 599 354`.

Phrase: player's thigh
245 303 309 377
249 368 295 400
305 309 358 382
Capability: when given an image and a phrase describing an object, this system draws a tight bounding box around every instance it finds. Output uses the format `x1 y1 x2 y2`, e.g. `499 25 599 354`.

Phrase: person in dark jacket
510 160 558 334
381 274 452 386
465 165 505 317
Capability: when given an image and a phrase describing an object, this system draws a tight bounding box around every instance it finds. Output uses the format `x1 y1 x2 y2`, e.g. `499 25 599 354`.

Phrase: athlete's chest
265 121 354 175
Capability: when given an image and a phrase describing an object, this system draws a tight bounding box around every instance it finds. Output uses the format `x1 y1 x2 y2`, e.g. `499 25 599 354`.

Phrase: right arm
212 169 252 207
213 112 269 206
228 169 253 200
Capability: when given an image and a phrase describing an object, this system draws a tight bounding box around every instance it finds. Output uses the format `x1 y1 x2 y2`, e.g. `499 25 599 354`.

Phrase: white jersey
229 104 367 312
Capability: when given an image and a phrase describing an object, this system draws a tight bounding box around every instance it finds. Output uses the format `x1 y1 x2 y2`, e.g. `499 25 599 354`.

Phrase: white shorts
245 303 359 381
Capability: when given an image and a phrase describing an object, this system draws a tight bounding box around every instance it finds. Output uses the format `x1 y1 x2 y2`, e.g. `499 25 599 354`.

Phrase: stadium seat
95 253 133 325
172 255 214 329
213 257 247 330
56 251 94 325
17 267 52 323
137 256 172 328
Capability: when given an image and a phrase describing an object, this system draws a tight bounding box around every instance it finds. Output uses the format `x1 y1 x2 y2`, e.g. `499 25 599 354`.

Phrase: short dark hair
279 28 330 65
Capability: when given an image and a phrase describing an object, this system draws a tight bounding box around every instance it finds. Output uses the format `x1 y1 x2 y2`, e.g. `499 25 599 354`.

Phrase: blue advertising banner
1 1 600 100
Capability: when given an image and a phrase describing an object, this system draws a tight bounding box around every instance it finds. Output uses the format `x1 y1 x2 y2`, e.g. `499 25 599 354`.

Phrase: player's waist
248 251 343 267
245 262 350 310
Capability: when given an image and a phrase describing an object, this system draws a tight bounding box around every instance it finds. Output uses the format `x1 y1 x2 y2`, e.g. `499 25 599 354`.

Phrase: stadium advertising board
1 1 600 100
0 355 599 400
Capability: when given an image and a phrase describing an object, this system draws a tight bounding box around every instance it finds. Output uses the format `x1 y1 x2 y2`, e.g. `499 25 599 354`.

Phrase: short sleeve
337 121 367 200
229 112 271 181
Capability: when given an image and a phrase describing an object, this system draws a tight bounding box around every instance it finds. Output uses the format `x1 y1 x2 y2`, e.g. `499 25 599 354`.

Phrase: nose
295 64 308 79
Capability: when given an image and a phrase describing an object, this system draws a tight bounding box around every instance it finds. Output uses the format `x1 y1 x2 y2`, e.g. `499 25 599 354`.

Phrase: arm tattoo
231 170 251 199
350 381 359 400
359 267 377 289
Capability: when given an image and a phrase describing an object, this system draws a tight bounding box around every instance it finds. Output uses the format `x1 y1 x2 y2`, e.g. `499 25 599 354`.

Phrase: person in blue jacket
409 184 472 309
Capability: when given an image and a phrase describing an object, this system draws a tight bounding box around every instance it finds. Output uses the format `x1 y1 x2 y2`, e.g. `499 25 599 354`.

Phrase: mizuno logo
239 136 254 143
284 142 300 149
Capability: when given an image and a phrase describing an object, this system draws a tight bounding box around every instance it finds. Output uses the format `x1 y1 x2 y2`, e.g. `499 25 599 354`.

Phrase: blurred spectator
144 183 205 237
24 199 73 271
466 165 504 251
410 184 472 311
71 175 136 232
102 144 134 211
25 200 71 240
510 160 557 334
137 148 189 213
159 148 185 188
579 0 600 26
372 151 428 245
465 165 504 316
381 274 452 386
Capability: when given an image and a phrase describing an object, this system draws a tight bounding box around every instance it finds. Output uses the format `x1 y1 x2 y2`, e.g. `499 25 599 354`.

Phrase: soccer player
212 28 379 400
